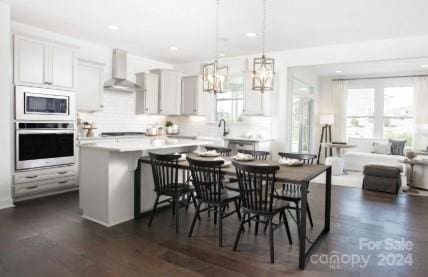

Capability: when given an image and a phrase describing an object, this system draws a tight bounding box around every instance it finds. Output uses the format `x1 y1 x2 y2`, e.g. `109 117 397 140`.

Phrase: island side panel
79 147 110 226
108 151 138 226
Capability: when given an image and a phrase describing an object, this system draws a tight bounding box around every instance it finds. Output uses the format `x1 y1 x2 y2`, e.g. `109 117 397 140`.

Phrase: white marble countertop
223 136 272 142
79 139 210 152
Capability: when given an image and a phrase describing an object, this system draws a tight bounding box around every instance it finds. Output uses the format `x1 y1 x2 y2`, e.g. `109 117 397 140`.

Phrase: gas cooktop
101 132 145 137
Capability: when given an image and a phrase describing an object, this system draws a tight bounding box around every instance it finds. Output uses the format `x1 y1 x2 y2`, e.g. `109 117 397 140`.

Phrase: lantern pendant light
252 0 274 93
202 0 228 93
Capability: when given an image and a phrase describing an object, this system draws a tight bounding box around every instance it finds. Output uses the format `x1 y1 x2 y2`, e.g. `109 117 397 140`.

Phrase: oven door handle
17 130 75 135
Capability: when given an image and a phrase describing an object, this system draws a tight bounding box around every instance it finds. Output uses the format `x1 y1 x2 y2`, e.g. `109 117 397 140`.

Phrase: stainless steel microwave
15 86 75 121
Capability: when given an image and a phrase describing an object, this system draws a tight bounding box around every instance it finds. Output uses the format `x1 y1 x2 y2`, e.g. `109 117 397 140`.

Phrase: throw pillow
389 139 406 156
371 142 392 155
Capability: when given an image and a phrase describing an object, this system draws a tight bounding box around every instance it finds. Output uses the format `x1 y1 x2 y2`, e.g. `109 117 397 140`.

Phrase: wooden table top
139 154 331 185
326 143 356 148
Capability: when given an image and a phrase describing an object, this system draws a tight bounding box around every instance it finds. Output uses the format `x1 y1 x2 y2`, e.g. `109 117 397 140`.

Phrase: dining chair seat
156 183 195 196
224 182 239 192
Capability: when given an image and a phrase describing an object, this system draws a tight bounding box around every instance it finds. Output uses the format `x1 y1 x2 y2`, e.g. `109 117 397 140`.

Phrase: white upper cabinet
50 45 76 89
243 73 272 116
152 69 181 115
135 72 159 114
181 75 205 115
14 35 77 90
76 59 105 112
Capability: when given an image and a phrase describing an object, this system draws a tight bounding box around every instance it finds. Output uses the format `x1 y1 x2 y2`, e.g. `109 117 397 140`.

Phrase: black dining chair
204 146 233 157
232 161 292 264
237 149 270 160
226 150 271 192
187 157 241 246
148 152 197 234
274 152 317 233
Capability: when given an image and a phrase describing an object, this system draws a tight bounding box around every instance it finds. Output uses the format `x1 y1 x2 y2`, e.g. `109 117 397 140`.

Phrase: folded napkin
279 158 303 166
232 153 253 160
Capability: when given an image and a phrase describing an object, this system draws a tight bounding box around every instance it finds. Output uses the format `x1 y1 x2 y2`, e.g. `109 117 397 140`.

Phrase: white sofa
343 138 405 172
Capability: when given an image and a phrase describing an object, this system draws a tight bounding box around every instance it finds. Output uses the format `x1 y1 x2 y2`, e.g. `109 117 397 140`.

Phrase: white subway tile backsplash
78 90 165 133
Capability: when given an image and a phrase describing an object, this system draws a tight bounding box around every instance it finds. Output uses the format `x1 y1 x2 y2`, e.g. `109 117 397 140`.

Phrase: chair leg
214 206 217 225
175 196 180 234
234 199 241 221
295 202 301 236
172 198 176 216
269 216 274 264
307 202 314 228
282 211 292 245
188 201 202 238
254 215 260 235
218 205 223 247
233 212 246 251
189 193 201 221
148 194 159 227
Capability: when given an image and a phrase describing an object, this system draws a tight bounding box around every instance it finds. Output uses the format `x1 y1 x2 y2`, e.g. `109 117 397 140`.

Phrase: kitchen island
79 138 210 227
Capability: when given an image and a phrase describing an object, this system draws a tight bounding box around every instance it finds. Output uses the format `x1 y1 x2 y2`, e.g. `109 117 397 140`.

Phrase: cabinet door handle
58 181 69 184
57 171 68 175
25 175 38 179
26 186 38 190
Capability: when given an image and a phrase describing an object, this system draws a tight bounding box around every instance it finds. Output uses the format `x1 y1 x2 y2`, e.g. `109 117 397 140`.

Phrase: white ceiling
4 0 428 64
296 58 428 79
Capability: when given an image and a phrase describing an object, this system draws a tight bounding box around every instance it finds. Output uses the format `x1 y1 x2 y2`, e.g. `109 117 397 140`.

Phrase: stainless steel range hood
104 48 141 92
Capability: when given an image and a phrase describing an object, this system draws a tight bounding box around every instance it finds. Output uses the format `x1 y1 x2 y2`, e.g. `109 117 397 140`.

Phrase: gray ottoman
363 164 402 194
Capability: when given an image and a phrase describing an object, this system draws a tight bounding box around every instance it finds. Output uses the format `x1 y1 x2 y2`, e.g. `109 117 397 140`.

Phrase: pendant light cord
215 0 220 60
262 0 266 56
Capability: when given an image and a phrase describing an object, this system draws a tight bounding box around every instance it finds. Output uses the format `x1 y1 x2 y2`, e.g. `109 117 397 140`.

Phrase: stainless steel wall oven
16 122 75 171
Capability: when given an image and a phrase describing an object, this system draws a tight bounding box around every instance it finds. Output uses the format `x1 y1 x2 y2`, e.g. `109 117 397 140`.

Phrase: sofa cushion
363 164 402 178
372 142 392 155
343 151 404 172
389 139 406 156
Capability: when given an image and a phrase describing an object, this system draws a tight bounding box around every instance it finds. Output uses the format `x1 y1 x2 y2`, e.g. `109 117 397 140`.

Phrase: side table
400 159 428 193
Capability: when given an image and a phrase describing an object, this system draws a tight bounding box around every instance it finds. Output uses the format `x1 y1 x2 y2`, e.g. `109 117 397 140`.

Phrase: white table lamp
320 114 335 126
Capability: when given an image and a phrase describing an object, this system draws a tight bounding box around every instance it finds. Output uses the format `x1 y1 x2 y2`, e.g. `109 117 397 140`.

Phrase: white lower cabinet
14 165 77 199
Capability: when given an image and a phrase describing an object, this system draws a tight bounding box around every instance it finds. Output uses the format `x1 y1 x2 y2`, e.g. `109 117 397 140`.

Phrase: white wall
0 2 13 209
12 22 172 133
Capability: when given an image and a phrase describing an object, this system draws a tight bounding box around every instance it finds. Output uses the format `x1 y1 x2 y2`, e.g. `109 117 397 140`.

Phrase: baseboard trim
0 197 14 210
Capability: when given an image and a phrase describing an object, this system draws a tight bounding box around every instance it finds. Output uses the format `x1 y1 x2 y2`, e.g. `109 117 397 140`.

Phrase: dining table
135 154 332 270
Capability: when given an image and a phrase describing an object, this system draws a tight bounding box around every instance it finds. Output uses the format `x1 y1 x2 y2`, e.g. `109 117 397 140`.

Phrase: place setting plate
278 158 304 167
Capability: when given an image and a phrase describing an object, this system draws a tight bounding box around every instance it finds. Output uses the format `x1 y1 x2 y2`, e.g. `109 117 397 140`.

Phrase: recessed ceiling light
421 64 428 69
169 46 178 51
246 32 257 37
219 53 226 57
108 25 118 30
335 70 343 74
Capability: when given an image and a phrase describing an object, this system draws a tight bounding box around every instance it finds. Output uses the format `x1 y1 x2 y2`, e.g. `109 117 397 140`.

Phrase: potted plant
165 120 174 134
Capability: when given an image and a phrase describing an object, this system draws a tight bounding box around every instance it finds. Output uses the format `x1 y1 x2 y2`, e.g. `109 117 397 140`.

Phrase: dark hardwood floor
1 185 427 276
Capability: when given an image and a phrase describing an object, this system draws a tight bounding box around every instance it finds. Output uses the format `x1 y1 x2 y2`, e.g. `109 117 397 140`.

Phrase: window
291 79 314 153
345 79 414 147
216 75 244 122
346 88 375 138
383 87 414 145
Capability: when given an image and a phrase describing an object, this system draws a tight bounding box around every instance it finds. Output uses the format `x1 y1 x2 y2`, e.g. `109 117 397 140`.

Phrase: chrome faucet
218 119 229 137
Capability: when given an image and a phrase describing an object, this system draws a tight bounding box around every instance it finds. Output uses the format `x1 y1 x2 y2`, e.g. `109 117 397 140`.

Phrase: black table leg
324 166 331 232
299 166 332 270
298 182 308 269
134 161 142 219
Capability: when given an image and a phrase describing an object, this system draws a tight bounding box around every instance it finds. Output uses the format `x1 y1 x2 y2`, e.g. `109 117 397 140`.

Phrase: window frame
215 74 245 123
346 77 414 143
